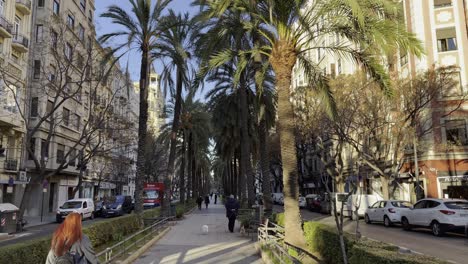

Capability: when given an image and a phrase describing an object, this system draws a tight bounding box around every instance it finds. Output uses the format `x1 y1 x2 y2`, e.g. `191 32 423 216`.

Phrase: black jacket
225 198 240 218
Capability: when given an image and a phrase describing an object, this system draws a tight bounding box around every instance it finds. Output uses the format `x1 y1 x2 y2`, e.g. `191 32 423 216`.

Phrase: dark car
103 195 133 217
94 200 104 217
306 194 321 212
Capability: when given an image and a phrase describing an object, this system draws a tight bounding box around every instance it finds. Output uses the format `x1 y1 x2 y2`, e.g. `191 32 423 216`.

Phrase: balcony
0 16 13 38
4 159 18 171
15 0 32 15
12 34 29 53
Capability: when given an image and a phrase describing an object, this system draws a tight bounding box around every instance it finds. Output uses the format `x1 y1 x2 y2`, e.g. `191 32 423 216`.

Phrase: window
84 91 89 107
31 97 39 117
80 0 86 12
74 114 80 130
434 0 452 8
413 200 426 209
88 10 93 23
63 108 70 126
36 24 43 42
46 100 53 114
437 37 457 52
0 0 5 16
445 119 468 146
65 43 73 60
67 14 75 29
34 60 41 79
87 36 92 51
28 138 36 160
78 24 85 41
49 65 56 83
77 53 84 69
41 140 49 159
51 30 58 48
426 201 440 208
69 149 76 166
53 0 60 15
56 144 65 163
38 0 45 7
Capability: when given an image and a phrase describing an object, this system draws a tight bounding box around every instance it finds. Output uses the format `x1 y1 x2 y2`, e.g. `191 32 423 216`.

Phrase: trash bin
0 203 20 234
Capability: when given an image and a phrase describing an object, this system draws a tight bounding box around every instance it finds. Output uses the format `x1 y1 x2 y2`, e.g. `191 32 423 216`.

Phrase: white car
271 193 283 205
299 196 306 208
400 198 468 236
56 198 95 223
365 200 412 227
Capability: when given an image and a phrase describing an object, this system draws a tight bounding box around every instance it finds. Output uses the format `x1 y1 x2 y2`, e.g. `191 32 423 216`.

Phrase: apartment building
0 0 31 203
400 0 468 199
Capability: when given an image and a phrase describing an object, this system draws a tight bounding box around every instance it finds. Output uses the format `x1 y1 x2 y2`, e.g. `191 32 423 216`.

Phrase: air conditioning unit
18 171 27 182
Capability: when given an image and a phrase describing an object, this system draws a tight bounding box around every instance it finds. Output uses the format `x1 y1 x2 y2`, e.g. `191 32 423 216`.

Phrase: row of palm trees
100 0 423 251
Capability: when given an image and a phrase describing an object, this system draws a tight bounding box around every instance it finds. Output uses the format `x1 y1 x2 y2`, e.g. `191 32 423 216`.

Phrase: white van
56 198 95 223
345 194 381 220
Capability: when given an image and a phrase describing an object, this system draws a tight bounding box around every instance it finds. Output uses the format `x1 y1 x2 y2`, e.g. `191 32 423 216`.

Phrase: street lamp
40 157 49 222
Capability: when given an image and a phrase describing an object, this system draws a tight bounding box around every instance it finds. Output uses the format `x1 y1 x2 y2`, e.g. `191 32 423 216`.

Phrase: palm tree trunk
165 67 184 214
135 47 150 214
179 130 186 204
270 42 307 249
259 120 273 213
187 132 193 199
239 84 256 206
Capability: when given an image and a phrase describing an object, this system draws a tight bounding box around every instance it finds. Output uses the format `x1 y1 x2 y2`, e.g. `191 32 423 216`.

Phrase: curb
120 226 171 264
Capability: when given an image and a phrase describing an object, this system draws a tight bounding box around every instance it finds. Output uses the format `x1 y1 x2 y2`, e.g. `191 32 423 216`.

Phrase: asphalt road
273 205 468 264
0 217 107 248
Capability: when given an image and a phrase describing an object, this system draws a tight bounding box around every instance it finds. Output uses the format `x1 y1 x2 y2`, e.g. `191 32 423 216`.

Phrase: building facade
0 0 31 204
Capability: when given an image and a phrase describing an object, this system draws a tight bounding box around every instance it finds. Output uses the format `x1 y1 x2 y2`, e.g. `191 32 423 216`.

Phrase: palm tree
153 10 195 213
196 0 423 250
99 0 171 214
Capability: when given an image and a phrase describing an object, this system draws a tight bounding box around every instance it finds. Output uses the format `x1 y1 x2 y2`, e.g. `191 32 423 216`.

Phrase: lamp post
40 157 49 222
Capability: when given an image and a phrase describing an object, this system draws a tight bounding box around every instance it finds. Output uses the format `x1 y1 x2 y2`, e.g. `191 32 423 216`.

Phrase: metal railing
0 15 13 34
258 220 298 264
12 34 29 48
96 216 174 263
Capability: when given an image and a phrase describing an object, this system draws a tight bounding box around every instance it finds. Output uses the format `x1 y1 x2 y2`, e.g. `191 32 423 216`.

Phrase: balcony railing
4 159 18 171
0 16 13 36
12 34 29 49
15 0 32 14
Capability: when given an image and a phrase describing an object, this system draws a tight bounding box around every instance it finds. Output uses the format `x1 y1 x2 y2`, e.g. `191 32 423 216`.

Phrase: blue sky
94 0 205 101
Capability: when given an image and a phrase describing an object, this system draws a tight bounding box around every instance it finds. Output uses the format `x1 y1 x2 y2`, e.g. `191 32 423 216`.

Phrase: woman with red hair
46 212 98 264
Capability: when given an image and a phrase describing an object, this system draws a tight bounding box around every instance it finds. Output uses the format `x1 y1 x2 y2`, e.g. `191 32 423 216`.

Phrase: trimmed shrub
0 237 51 264
274 212 285 227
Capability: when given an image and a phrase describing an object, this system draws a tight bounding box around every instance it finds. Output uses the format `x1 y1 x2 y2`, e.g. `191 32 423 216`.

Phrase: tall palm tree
100 0 171 214
196 0 423 250
153 10 195 213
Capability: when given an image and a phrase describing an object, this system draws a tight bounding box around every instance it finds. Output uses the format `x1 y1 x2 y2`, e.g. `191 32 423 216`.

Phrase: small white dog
202 225 209 234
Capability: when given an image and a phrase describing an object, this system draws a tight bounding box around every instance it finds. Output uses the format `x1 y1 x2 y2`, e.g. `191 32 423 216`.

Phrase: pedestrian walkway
134 201 263 264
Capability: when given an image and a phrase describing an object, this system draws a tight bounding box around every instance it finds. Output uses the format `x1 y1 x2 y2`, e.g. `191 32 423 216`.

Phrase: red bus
143 183 164 208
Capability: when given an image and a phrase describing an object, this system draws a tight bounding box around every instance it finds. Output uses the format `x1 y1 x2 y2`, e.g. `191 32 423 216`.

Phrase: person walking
46 212 98 264
196 196 203 210
225 195 240 233
204 195 210 209
214 194 218 204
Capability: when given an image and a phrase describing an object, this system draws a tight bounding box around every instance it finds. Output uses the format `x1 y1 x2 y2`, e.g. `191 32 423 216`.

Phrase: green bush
274 212 285 227
0 237 51 264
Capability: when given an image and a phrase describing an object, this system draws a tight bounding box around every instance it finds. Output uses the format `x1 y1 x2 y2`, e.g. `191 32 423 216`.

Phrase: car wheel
364 214 371 224
383 215 392 227
402 217 411 231
431 221 444 237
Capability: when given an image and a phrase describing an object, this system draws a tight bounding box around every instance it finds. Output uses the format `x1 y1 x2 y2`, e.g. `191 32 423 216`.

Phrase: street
273 205 468 264
0 217 107 248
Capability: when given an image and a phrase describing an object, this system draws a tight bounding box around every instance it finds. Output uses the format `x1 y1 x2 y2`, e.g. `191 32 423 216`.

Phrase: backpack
56 251 86 264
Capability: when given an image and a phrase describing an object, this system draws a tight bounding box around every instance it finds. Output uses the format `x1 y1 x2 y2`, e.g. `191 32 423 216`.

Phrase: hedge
0 207 161 264
269 213 448 264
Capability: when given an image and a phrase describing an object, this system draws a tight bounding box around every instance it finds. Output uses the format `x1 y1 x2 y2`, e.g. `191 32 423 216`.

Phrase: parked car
365 200 412 227
299 196 307 208
400 198 468 236
271 193 283 205
345 194 382 219
305 194 321 212
103 195 133 217
56 198 95 223
94 200 104 217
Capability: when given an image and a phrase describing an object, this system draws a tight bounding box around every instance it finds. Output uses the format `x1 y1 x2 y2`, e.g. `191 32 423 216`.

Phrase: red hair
51 213 83 256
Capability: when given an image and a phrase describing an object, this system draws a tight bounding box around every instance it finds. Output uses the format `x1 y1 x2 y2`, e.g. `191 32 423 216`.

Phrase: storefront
437 175 468 199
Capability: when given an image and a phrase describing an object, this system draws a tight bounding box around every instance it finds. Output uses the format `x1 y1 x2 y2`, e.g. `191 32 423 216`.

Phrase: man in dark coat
225 195 240 233
204 195 210 209
196 196 203 210
214 194 218 204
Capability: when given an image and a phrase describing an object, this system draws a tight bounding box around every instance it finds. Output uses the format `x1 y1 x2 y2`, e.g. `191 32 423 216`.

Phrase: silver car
365 200 412 227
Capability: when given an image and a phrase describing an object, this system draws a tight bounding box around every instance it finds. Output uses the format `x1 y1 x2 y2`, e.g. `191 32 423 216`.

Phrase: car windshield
391 201 412 208
61 201 82 209
444 201 468 210
144 190 159 199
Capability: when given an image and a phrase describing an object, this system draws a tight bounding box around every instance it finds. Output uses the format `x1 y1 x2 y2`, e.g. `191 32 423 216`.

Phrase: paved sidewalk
134 202 263 264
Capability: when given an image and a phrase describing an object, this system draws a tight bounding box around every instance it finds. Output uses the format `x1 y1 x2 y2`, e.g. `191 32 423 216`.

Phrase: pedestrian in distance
204 195 210 209
214 194 218 204
46 212 98 264
196 196 203 210
225 194 240 233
